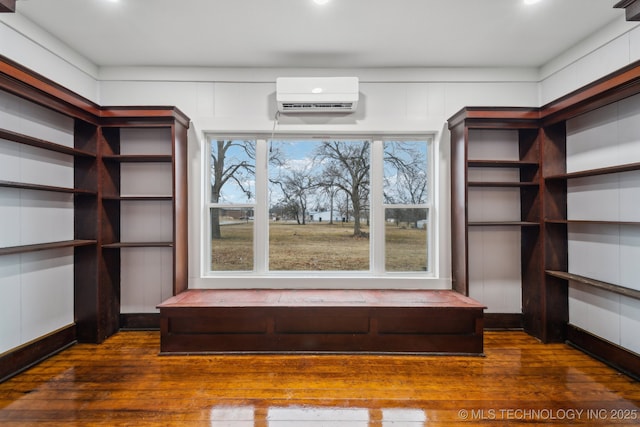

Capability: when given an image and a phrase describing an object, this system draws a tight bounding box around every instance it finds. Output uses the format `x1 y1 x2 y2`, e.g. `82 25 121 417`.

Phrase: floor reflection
210 405 427 426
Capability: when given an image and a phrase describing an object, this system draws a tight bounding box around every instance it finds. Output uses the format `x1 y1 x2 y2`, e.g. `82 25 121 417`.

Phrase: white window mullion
202 141 212 277
427 137 435 276
371 140 385 275
254 139 268 273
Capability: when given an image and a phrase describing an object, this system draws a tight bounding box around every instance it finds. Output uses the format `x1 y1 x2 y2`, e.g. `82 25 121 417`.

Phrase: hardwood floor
0 331 638 426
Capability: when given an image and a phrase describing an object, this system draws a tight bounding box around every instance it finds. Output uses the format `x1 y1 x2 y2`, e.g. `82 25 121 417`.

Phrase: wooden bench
157 289 485 355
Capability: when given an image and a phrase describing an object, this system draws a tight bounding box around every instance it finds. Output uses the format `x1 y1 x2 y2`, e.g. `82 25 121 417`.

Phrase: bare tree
383 141 427 205
210 140 255 239
271 165 318 225
320 181 340 225
384 141 427 228
316 141 370 237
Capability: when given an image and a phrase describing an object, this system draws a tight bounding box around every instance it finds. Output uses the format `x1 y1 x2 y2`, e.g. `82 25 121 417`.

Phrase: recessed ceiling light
524 0 541 5
314 0 330 5
311 87 323 94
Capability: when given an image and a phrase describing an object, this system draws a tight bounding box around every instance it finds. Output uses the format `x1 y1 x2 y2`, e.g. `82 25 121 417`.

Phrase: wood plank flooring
0 331 639 426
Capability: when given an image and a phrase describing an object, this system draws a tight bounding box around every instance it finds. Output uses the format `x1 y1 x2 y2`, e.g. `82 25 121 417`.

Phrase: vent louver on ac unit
280 102 355 112
276 77 359 113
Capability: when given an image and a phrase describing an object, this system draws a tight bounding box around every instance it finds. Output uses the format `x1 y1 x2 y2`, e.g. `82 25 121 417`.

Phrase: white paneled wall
120 201 173 243
566 93 640 356
120 247 173 314
568 224 621 285
120 163 173 197
0 14 99 102
0 91 74 148
468 227 522 314
0 254 21 354
20 249 74 344
466 129 523 313
0 91 75 354
540 25 636 105
467 129 520 160
118 128 175 313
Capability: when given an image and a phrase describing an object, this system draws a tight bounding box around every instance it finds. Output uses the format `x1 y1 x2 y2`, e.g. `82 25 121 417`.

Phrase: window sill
190 275 450 290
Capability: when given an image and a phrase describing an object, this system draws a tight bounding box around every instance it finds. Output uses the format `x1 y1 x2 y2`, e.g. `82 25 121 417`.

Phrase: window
209 139 256 271
383 140 429 272
205 136 432 276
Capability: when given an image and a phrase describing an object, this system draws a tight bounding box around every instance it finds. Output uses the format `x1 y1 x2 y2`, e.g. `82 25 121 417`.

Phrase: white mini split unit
276 77 359 113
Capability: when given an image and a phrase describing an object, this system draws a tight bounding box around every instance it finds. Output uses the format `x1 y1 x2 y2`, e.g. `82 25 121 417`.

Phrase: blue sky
211 139 428 206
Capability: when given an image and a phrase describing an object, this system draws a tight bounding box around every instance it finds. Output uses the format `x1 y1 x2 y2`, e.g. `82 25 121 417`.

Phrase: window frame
203 133 435 280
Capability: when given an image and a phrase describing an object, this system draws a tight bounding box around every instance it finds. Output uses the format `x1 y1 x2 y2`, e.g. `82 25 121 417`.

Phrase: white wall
540 19 640 105
0 91 75 354
466 130 523 313
565 93 640 356
545 19 640 358
0 15 99 102
98 77 538 290
1 10 639 349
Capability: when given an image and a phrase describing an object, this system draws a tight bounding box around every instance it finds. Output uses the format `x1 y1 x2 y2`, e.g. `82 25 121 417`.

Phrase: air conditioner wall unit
276 77 359 113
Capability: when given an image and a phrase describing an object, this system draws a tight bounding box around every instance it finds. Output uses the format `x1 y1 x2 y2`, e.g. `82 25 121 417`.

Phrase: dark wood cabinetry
0 55 190 376
450 61 640 377
448 109 543 333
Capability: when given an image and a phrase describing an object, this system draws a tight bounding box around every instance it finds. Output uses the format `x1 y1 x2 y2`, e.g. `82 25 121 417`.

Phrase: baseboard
484 313 523 330
567 325 640 381
0 325 76 383
120 313 160 330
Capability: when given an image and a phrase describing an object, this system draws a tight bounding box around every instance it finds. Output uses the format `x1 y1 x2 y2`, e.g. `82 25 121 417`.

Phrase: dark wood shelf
102 242 174 248
468 181 539 187
545 162 640 180
0 56 190 358
102 154 172 163
0 240 96 256
546 270 640 301
468 160 538 168
102 195 173 201
545 219 640 225
468 221 539 227
0 128 95 157
0 180 96 195
449 109 554 340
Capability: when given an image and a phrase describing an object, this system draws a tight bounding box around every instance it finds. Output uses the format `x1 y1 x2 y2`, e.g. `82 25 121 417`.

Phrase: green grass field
211 221 427 272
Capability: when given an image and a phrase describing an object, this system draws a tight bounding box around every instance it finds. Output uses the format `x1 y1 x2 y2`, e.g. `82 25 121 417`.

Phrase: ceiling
10 0 627 69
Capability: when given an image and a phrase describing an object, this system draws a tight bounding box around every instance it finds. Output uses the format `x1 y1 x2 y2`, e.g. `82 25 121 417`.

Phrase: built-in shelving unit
0 60 101 380
0 54 190 380
102 242 174 248
546 219 640 225
539 67 640 376
467 181 539 187
98 121 189 330
102 154 173 162
468 221 539 227
0 180 96 194
0 240 96 256
0 129 96 157
103 195 173 201
546 270 640 300
448 111 542 331
449 60 640 377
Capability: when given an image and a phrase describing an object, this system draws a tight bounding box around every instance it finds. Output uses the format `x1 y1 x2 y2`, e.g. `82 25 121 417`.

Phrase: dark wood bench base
157 289 486 355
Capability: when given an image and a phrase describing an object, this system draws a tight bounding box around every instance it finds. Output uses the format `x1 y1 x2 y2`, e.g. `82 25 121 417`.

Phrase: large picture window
269 140 370 271
209 139 256 271
205 136 432 276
